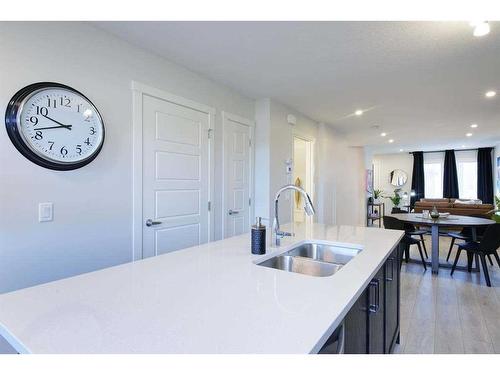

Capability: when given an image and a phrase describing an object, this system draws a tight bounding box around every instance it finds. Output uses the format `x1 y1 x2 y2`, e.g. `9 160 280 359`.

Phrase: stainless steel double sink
256 241 362 277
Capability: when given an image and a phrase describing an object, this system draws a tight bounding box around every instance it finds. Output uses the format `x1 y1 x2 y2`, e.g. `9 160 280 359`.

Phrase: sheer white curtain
424 152 444 198
423 150 478 200
456 150 478 199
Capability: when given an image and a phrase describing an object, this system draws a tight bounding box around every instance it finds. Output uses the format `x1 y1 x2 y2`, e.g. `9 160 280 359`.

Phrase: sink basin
258 255 342 277
284 242 361 266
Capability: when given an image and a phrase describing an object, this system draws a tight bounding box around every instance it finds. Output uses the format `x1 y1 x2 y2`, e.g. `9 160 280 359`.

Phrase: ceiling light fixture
470 124 478 128
399 149 404 152
388 139 394 143
380 132 387 137
471 21 490 37
355 109 363 116
466 133 473 137
485 90 496 98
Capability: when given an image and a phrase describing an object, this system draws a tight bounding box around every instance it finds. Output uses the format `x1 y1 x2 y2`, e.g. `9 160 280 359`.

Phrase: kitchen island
0 223 403 354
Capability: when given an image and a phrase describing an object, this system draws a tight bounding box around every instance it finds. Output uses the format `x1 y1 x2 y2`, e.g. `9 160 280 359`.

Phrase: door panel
143 94 210 258
224 115 252 238
344 288 368 354
368 267 385 354
385 246 400 353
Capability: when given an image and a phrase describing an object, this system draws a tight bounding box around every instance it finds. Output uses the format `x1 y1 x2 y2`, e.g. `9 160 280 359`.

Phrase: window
424 152 444 198
423 150 478 200
456 150 478 199
424 161 443 198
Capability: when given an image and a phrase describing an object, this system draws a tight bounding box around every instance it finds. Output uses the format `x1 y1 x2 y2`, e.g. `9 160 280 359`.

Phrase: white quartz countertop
0 223 403 354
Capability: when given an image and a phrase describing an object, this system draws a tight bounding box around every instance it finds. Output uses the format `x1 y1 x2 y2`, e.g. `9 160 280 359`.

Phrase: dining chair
445 214 491 264
450 223 500 287
391 208 429 259
383 216 427 270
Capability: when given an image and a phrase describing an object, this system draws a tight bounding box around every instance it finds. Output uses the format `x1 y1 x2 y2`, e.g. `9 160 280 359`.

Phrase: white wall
373 153 413 213
0 22 255 293
317 124 365 226
254 99 320 223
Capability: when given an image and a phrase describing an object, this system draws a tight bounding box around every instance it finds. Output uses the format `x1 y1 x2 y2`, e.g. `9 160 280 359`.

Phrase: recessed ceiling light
355 109 363 116
466 133 473 137
380 132 387 137
470 124 478 128
485 90 496 98
471 21 490 37
399 149 404 152
388 139 394 143
461 145 466 148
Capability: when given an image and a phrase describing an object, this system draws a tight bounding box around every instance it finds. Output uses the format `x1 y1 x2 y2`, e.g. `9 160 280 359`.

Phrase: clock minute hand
43 115 71 128
35 125 72 131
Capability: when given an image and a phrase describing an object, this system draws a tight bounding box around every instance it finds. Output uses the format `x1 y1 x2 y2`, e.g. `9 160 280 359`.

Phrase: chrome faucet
272 184 316 246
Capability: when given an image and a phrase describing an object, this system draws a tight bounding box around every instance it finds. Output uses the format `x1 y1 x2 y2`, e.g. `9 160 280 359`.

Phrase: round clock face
5 83 105 170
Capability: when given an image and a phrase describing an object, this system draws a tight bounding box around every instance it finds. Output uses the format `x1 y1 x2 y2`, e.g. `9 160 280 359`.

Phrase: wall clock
5 82 105 170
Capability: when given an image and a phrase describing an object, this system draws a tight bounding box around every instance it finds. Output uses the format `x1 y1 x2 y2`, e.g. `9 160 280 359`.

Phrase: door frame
221 111 255 238
292 132 315 220
131 81 215 260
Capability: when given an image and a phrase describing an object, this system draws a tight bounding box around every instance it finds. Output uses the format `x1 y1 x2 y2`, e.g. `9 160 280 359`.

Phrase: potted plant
385 189 402 208
373 189 383 204
367 188 383 204
489 195 500 223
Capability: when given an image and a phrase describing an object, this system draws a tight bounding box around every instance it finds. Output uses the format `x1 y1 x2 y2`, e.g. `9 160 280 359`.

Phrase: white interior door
142 94 211 257
223 113 253 238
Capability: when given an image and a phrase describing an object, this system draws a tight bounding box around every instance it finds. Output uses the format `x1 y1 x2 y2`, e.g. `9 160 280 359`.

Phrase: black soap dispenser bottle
251 217 266 255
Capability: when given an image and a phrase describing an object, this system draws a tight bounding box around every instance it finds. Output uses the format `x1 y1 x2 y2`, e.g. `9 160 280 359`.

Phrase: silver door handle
228 209 240 215
146 219 162 227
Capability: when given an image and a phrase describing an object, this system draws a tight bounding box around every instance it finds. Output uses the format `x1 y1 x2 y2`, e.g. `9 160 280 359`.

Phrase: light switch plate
38 202 53 222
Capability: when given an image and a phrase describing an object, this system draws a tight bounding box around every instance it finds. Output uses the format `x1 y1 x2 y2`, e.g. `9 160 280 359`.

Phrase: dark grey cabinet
384 246 400 353
343 245 401 354
344 288 368 353
368 266 385 353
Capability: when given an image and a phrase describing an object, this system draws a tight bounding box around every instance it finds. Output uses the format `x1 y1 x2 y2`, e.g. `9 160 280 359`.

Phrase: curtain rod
408 148 480 154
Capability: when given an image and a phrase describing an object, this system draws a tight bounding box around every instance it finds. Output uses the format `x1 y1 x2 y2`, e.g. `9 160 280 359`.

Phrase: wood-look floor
394 236 500 354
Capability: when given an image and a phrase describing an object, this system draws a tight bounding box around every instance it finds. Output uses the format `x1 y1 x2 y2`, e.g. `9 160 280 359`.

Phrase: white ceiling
93 21 500 153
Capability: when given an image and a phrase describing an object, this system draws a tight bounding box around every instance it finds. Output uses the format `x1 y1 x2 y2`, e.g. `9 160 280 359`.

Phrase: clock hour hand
35 125 72 131
42 114 71 129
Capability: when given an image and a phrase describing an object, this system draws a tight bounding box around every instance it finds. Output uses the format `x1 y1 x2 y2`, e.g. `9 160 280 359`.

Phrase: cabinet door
384 246 400 353
368 267 385 354
344 288 368 354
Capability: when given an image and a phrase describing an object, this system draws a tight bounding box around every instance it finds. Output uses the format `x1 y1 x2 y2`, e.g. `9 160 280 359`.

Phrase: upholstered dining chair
450 223 500 287
391 208 429 259
383 215 427 271
445 213 491 265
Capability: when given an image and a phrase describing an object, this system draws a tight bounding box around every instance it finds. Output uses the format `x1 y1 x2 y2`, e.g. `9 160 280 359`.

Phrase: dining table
390 213 495 274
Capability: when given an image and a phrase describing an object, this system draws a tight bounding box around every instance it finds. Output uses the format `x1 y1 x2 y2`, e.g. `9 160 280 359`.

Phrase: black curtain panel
477 147 494 204
443 149 459 199
411 151 425 206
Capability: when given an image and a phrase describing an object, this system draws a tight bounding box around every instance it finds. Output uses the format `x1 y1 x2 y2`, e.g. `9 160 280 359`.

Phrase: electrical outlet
38 203 53 222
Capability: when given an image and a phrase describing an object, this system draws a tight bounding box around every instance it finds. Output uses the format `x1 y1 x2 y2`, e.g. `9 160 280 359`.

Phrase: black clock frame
5 82 105 171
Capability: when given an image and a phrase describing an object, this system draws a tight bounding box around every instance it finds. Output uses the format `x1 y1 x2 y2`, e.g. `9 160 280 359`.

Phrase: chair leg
446 237 456 262
479 254 492 287
416 242 427 271
419 234 428 259
487 254 493 266
467 252 474 273
494 251 500 268
451 248 462 275
405 244 410 263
